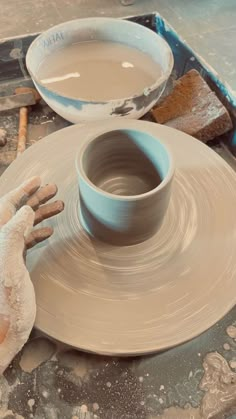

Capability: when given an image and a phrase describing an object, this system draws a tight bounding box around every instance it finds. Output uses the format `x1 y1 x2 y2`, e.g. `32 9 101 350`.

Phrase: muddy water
38 40 162 101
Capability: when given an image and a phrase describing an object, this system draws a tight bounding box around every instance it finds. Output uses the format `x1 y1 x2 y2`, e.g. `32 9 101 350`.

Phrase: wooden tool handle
17 106 28 156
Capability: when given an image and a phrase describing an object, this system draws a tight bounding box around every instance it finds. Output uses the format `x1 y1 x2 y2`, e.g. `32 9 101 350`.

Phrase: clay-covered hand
0 177 64 374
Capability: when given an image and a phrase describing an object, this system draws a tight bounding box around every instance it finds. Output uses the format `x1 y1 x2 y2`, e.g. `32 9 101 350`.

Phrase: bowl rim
75 127 175 201
26 16 174 104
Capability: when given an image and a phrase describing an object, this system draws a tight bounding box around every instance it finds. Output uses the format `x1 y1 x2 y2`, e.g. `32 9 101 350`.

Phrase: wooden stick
17 106 28 156
15 87 41 158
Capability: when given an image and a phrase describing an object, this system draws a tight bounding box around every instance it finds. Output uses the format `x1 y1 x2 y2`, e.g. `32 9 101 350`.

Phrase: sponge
151 69 233 142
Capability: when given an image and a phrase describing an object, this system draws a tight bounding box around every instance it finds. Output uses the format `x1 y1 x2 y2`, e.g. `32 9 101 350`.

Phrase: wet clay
57 349 106 381
19 337 56 372
37 41 162 100
223 343 231 350
158 352 236 419
156 407 200 419
83 131 162 195
229 360 236 369
78 129 173 246
1 120 236 355
2 411 24 419
200 352 236 418
226 325 236 339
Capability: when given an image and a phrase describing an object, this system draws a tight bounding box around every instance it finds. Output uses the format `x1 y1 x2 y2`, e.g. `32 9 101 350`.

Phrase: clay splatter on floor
19 338 56 373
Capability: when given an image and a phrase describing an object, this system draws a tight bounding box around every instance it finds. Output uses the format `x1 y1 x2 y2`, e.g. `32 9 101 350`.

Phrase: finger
26 226 53 249
26 184 58 210
2 206 34 242
34 200 64 225
3 176 41 210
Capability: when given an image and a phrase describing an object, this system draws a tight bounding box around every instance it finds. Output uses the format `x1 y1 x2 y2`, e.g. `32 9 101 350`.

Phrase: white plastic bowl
26 17 174 123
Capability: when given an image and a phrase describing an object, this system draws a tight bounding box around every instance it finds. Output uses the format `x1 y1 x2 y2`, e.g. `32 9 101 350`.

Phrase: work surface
1 0 236 91
1 0 236 418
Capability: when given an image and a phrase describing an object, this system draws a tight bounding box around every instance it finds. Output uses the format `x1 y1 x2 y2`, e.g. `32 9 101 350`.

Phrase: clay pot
76 128 174 245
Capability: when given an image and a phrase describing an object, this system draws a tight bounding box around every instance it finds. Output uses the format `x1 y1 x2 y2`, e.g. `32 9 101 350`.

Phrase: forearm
0 262 36 374
0 284 36 373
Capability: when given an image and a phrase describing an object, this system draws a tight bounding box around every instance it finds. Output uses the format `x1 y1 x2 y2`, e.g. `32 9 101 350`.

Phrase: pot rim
75 127 175 201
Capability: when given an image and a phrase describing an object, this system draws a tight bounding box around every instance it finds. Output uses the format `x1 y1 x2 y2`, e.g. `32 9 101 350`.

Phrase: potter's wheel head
1 120 236 355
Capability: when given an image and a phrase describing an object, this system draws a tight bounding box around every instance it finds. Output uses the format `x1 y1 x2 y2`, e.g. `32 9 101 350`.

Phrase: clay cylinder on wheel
76 128 175 245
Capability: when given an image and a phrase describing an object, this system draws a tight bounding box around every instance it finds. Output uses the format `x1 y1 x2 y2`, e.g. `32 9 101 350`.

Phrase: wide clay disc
1 119 236 355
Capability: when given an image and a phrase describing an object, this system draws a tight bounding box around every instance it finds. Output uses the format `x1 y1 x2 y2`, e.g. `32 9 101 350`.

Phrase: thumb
2 206 35 242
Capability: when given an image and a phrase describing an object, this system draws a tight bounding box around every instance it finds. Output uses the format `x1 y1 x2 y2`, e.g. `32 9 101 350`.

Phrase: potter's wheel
1 119 236 355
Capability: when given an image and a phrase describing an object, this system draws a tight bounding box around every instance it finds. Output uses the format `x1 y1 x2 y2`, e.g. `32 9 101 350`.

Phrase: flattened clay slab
1 120 236 355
